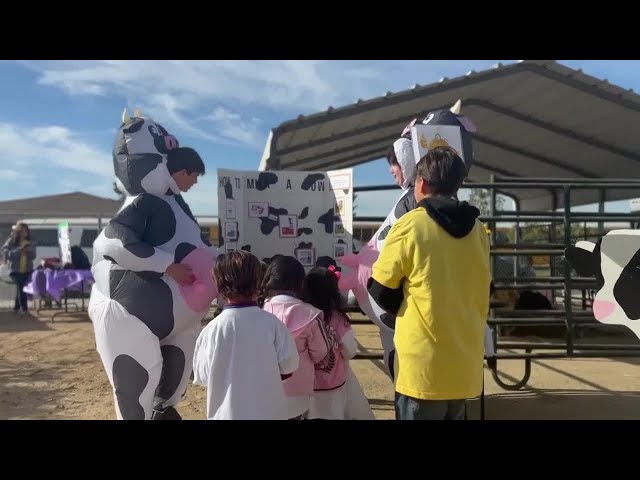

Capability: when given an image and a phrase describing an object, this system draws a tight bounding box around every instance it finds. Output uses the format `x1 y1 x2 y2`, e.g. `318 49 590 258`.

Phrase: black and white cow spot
378 225 392 242
256 172 279 191
298 242 313 249
380 313 396 330
154 345 186 403
104 194 176 254
317 208 341 234
109 270 174 340
201 232 212 247
148 123 178 154
175 195 197 224
136 271 164 281
112 116 179 195
394 189 417 219
175 243 197 264
113 153 164 196
241 245 251 252
224 182 234 200
301 173 325 190
614 249 640 320
565 234 640 330
388 349 396 380
112 354 149 420
122 118 145 133
255 206 311 236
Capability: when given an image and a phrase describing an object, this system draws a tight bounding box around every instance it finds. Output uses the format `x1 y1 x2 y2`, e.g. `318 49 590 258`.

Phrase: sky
1 60 639 218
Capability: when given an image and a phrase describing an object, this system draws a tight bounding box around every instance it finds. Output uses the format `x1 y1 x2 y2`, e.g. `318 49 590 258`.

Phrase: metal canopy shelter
259 60 640 211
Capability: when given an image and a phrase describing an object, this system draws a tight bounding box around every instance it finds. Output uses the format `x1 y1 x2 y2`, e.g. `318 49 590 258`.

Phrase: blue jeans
395 392 466 420
10 272 30 312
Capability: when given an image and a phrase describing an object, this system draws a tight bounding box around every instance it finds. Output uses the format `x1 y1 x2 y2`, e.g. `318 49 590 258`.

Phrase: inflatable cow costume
338 100 494 379
88 108 219 420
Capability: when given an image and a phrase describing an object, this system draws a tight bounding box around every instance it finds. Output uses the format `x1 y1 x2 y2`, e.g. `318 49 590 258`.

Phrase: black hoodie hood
418 197 480 238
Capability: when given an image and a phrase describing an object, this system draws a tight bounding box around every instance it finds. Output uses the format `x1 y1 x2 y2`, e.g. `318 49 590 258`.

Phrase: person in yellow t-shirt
368 146 491 420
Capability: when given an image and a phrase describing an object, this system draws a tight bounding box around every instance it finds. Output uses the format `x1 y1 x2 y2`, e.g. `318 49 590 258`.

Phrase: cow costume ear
565 241 597 277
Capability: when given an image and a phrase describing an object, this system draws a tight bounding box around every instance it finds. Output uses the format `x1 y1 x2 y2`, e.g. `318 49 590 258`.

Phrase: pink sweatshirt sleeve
305 315 330 364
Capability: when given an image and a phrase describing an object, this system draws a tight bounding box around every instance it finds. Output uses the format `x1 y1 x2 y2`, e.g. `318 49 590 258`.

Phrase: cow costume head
393 99 477 190
339 100 478 301
565 230 640 339
113 108 180 198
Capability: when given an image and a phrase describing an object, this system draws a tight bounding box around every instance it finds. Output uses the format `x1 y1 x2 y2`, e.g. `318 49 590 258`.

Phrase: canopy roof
259 60 640 211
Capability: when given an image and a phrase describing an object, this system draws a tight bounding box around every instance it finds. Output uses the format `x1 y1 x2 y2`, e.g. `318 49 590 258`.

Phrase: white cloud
17 60 514 150
0 122 112 177
204 107 263 149
0 119 218 215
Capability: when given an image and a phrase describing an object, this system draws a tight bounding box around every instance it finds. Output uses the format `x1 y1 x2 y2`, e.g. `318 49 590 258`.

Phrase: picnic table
24 268 94 322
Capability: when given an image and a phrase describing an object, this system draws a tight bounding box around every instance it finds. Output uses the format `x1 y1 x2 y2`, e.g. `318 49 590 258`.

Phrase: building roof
0 192 122 224
259 60 640 211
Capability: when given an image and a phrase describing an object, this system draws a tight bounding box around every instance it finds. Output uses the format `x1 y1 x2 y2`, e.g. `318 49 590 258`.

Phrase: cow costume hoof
152 406 182 420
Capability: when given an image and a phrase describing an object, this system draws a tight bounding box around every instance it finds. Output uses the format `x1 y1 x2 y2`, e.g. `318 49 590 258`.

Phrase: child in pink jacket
303 266 374 420
259 255 330 420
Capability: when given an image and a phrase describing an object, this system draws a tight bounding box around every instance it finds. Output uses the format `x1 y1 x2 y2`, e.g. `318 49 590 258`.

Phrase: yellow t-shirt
371 205 490 400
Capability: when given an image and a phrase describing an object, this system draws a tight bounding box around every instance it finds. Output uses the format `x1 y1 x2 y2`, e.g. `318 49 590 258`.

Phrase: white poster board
411 124 465 164
58 222 72 265
217 168 353 268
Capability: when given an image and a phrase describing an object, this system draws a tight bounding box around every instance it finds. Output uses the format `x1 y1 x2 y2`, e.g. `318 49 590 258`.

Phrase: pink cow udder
593 300 615 320
338 243 379 296
177 248 218 312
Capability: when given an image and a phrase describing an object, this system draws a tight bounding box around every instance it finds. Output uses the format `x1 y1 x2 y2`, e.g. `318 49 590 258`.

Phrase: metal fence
352 176 640 391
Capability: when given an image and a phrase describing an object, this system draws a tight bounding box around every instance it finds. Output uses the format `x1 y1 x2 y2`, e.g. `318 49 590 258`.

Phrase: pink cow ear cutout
339 254 360 268
402 118 418 137
457 115 477 133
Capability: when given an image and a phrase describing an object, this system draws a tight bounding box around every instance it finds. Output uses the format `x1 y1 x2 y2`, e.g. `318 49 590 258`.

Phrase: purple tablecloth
24 269 94 302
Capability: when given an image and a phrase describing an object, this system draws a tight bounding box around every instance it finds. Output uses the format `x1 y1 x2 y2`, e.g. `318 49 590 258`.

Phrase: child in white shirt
193 250 299 420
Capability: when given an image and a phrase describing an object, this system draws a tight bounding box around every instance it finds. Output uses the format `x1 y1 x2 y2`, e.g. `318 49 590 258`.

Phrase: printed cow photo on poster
225 222 238 241
334 196 346 217
248 202 269 218
279 215 298 238
295 247 315 267
334 221 345 236
226 199 236 219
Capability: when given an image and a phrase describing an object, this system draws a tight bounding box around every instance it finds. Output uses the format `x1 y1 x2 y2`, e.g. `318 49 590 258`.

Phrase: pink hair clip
328 265 341 281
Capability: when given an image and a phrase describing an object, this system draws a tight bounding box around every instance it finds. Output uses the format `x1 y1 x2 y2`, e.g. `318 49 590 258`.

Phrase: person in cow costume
88 108 219 420
339 100 495 379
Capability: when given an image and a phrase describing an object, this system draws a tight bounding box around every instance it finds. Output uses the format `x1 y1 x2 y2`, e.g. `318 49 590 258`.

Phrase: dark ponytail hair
302 267 349 326
257 255 306 307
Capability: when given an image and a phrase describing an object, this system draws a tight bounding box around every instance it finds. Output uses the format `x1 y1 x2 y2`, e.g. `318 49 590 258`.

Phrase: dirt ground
3 308 640 420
